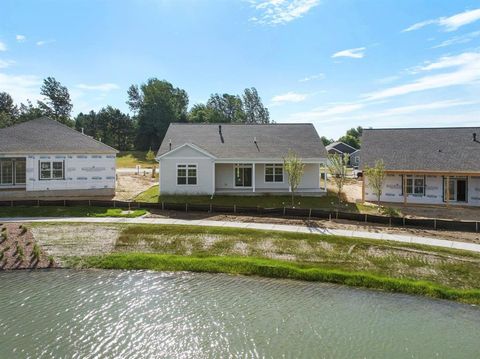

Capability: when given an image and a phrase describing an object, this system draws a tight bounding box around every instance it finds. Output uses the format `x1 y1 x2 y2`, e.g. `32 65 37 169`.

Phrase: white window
177 164 197 185
405 175 425 195
265 164 283 183
39 161 64 180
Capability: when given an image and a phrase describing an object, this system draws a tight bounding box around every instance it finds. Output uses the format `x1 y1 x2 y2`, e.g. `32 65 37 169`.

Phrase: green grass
45 222 480 303
70 253 480 305
0 206 146 218
116 151 156 168
135 185 374 212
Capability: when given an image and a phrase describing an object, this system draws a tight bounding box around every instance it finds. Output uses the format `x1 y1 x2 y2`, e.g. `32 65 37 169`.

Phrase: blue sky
1 0 480 139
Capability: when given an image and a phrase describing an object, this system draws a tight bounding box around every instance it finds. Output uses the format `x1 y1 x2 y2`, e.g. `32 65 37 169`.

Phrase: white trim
176 163 198 186
156 143 217 160
327 141 358 152
215 158 326 164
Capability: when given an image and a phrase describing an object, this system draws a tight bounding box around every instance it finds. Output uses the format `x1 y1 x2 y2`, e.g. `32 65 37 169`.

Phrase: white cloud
364 52 480 101
0 42 6 51
36 39 55 46
249 0 320 25
0 59 14 69
332 47 365 59
403 8 480 32
289 102 365 122
76 83 120 92
432 30 480 48
271 91 308 104
16 35 26 42
0 72 42 104
299 73 325 82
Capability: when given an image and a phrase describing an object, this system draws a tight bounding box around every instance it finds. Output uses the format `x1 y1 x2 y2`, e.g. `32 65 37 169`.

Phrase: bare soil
0 223 55 270
115 173 157 201
144 209 480 244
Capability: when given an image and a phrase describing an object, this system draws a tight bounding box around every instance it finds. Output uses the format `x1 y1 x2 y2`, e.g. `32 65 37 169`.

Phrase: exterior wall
159 146 214 195
364 173 480 206
0 153 116 199
299 163 321 189
215 163 234 189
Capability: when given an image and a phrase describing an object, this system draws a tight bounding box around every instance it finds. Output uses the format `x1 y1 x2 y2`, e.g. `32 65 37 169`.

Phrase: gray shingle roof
0 117 118 154
325 141 357 154
157 123 327 159
361 127 480 173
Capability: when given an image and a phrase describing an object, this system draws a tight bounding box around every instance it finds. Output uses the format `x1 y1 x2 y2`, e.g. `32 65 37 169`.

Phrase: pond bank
23 222 480 304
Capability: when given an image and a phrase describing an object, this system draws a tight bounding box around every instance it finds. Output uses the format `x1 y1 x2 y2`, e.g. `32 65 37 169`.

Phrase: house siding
365 174 480 206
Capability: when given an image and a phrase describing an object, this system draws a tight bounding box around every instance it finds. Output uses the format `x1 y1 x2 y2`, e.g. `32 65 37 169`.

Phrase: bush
32 244 41 259
16 245 24 261
19 225 27 235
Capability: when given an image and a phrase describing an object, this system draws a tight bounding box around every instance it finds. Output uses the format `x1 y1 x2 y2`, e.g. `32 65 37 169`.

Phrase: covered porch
213 161 328 195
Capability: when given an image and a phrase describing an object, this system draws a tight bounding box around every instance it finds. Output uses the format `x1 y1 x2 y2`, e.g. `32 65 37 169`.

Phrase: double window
405 175 425 195
39 161 64 180
177 164 197 185
0 159 26 185
265 164 283 183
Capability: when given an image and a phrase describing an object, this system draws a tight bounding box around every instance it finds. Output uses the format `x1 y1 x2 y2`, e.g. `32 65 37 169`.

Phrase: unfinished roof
361 127 480 173
157 123 327 159
0 117 117 154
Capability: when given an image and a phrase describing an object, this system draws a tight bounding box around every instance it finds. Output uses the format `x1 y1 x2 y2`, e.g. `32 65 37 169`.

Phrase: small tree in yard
364 160 386 208
283 150 305 207
146 149 157 178
326 153 349 202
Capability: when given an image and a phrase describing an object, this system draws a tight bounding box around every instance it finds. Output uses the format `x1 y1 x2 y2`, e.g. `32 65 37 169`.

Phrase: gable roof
361 127 480 173
0 117 118 154
157 123 327 159
325 141 358 154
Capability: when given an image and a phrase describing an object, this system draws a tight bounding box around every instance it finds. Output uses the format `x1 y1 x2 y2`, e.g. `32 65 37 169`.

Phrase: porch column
252 163 256 192
211 161 215 195
403 174 407 205
324 165 328 192
446 175 450 207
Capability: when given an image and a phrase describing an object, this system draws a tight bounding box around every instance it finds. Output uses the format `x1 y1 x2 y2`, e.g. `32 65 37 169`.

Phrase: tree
17 100 43 123
326 153 349 202
128 78 189 150
320 136 333 146
242 87 270 124
283 150 305 207
188 104 217 123
206 93 245 123
146 149 157 178
364 160 386 208
338 126 363 149
37 77 73 126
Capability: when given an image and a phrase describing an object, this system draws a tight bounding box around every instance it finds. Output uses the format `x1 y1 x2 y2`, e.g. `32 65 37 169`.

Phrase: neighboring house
350 149 361 168
0 117 117 199
361 127 480 206
325 141 358 165
156 123 328 196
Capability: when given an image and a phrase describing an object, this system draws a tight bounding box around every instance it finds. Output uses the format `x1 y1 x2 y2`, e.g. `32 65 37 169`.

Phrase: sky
1 0 480 139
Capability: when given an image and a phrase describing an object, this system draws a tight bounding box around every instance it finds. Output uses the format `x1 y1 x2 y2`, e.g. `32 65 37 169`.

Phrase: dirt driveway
115 172 157 201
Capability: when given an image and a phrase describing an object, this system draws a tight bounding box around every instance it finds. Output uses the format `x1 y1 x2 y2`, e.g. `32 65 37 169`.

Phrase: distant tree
17 100 43 123
206 93 245 123
242 87 270 124
128 78 188 150
75 111 98 138
37 77 73 126
338 126 363 149
364 160 386 208
0 92 18 128
146 149 157 177
320 136 333 146
327 153 349 201
188 104 216 123
283 150 305 207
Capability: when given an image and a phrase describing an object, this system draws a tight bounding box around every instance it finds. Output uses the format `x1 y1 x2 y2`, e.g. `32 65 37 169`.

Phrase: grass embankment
135 185 390 214
117 151 156 168
0 206 146 218
41 223 480 304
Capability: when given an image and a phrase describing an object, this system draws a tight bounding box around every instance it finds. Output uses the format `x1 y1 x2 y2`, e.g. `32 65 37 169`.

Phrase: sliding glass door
234 164 252 187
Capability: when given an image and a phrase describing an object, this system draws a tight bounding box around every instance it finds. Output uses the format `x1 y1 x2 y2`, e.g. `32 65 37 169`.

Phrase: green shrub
19 225 27 235
48 255 55 267
16 245 24 261
32 244 41 259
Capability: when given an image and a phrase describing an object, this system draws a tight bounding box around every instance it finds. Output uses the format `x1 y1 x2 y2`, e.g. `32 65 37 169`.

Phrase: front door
234 164 252 187
457 179 467 202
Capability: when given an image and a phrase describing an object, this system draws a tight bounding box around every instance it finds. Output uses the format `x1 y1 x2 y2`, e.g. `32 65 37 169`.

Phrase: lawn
134 185 389 214
116 151 157 168
40 222 480 304
0 206 146 218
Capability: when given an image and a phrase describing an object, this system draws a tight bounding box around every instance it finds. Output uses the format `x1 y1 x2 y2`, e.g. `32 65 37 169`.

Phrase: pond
0 270 479 358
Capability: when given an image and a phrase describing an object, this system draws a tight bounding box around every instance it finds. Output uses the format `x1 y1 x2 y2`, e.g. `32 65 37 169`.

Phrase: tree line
0 77 271 151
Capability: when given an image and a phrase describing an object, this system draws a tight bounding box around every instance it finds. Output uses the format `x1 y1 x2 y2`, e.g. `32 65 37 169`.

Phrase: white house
0 117 117 199
156 123 328 196
361 127 480 206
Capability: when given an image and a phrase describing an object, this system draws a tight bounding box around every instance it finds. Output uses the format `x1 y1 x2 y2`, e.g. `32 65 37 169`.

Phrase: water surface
0 270 479 358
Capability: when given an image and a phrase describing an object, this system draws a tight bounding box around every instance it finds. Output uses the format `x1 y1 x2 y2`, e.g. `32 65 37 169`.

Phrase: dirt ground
115 173 157 201
145 210 480 244
337 178 480 221
0 223 55 269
